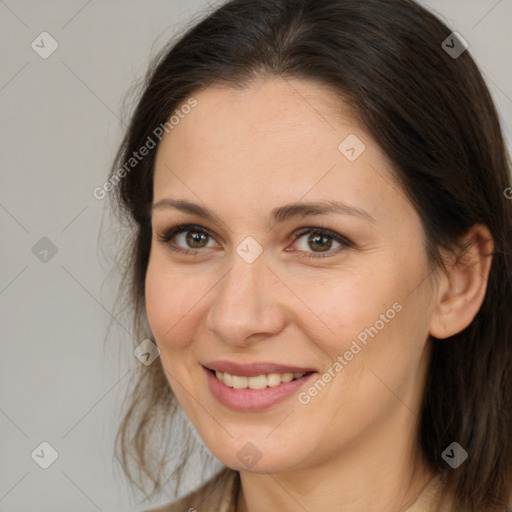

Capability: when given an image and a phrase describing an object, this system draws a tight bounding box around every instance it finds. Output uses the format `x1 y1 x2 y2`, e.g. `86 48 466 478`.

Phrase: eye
155 223 353 259
288 226 353 259
156 223 218 255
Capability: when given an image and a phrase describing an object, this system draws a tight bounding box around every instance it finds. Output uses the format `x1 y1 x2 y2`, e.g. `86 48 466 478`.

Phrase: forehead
152 77 406 228
157 77 361 160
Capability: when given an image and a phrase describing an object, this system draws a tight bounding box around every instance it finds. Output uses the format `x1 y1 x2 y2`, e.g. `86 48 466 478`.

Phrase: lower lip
204 366 317 411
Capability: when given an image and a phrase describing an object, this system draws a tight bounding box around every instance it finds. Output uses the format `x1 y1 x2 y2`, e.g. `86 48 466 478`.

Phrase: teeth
247 374 267 390
267 373 282 387
213 370 306 389
232 375 248 389
224 372 233 387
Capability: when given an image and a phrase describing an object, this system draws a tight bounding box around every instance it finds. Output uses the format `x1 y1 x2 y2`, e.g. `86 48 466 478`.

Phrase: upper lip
203 361 317 377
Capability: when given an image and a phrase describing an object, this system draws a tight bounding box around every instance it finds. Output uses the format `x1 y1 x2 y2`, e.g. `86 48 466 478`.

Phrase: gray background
1 1 511 511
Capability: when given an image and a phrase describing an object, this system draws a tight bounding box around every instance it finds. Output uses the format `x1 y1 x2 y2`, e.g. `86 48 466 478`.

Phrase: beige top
142 468 450 512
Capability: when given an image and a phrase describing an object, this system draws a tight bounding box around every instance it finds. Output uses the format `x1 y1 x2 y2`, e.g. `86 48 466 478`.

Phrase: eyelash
155 222 354 259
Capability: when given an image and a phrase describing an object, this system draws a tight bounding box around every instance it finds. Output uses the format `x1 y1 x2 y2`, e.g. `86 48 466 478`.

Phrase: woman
108 0 512 510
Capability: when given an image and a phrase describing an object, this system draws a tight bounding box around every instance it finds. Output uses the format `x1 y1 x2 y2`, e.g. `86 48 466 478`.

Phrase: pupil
311 234 331 252
188 232 206 247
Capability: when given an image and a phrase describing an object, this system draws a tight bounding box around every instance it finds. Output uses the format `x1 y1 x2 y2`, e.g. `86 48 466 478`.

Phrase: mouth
202 365 318 411
206 367 315 390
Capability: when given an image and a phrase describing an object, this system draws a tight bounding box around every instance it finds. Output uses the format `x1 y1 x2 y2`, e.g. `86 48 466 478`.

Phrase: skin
145 77 493 512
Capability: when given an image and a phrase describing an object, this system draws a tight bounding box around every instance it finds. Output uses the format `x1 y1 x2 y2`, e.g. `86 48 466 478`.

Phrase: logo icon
32 237 58 263
31 441 59 469
237 442 263 469
236 236 263 264
442 32 468 59
31 32 59 59
338 134 366 161
442 442 468 468
134 338 161 365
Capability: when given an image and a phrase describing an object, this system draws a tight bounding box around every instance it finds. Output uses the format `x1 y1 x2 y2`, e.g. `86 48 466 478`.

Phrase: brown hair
107 0 512 509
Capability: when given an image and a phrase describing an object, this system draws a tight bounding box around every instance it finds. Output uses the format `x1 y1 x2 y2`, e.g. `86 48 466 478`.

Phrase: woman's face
145 78 439 474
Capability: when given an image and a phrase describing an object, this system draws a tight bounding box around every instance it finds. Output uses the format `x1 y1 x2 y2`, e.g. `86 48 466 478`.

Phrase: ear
429 224 494 339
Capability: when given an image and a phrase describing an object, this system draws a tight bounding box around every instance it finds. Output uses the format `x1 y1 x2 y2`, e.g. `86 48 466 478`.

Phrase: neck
236 410 436 512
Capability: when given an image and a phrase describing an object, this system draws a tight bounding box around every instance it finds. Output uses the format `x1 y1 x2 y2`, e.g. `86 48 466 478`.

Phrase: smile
213 370 308 389
203 366 317 411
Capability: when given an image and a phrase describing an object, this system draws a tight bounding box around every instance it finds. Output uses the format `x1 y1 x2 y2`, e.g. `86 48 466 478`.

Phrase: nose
206 249 287 348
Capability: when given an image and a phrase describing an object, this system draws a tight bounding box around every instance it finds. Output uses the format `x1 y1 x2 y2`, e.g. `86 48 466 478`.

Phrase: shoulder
140 467 240 512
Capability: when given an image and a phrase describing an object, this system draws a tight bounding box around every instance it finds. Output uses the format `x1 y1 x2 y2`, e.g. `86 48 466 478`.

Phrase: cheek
295 265 402 357
305 254 432 377
144 256 192 350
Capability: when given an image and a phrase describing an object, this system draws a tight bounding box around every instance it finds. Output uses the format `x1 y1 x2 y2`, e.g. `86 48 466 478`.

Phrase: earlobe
429 224 494 340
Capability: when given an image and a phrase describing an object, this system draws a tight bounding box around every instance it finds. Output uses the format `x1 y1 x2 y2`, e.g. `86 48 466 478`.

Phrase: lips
204 365 318 411
203 360 316 377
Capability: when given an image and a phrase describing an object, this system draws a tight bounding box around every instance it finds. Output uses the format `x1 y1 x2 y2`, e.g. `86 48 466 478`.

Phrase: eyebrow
151 198 375 226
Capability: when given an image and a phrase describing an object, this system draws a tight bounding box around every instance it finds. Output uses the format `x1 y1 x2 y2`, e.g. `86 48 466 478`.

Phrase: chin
204 436 306 474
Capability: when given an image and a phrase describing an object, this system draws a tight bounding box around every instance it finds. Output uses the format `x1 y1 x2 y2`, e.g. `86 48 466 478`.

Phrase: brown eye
157 223 353 259
290 227 352 259
183 231 209 249
156 224 218 254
